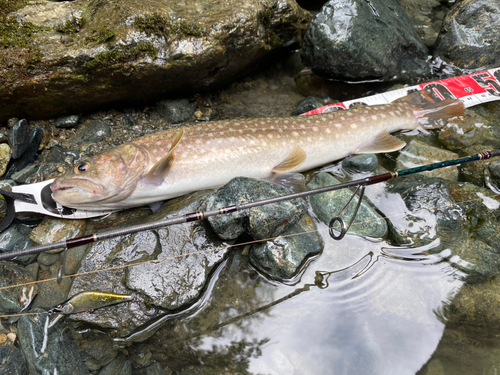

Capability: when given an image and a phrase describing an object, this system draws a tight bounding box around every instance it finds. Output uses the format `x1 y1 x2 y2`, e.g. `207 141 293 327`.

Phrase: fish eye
75 162 90 174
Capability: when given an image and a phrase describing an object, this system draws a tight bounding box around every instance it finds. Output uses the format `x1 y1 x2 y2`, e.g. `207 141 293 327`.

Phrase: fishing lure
47 291 134 327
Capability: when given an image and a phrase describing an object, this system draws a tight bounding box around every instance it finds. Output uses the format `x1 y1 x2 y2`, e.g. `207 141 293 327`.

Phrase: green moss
0 16 48 48
84 42 158 70
134 13 205 39
85 27 116 44
55 16 86 35
0 0 27 18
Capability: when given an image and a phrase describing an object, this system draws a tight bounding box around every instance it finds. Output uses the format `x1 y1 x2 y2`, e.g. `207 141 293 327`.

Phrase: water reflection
132 222 464 375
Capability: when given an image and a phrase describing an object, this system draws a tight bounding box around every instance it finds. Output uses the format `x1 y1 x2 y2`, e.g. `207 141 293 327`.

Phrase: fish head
51 143 148 209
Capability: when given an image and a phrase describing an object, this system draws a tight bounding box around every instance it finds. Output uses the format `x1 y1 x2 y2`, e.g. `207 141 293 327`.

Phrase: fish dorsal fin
143 128 184 185
355 131 406 154
272 145 306 174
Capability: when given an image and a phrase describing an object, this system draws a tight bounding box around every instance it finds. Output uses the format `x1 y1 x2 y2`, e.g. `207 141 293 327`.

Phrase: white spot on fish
235 122 241 126
284 120 289 124
300 125 306 129
381 113 387 118
278 129 283 133
389 111 396 116
307 137 312 142
312 127 318 132
239 129 244 133
371 115 378 121
326 129 332 134
292 131 299 137
334 123 341 128
262 141 267 146
267 134 273 139
261 121 266 125
351 124 357 129
360 117 367 122
307 119 311 124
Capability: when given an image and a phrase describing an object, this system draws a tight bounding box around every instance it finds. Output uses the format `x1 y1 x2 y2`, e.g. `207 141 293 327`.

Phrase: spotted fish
51 91 464 211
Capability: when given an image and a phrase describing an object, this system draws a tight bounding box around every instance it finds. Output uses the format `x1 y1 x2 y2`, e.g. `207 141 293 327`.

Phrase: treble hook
329 184 366 241
57 246 68 285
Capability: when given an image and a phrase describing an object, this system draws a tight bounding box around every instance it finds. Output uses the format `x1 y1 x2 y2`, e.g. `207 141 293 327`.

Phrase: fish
51 91 465 211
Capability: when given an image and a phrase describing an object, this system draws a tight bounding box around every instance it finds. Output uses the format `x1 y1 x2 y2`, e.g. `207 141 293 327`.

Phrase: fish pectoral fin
272 145 307 174
355 131 406 154
149 201 164 213
143 128 184 185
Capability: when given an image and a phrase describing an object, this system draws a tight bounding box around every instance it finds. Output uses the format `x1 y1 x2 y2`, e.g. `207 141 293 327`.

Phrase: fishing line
0 190 497 322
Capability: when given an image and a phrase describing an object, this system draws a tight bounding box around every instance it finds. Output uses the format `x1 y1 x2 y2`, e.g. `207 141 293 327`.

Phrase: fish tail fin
396 90 465 129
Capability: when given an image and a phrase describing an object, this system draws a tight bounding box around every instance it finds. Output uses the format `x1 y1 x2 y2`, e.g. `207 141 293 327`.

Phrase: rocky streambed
1 0 500 374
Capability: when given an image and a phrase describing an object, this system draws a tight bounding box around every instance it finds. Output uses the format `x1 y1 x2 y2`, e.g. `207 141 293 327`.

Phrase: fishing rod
0 149 498 262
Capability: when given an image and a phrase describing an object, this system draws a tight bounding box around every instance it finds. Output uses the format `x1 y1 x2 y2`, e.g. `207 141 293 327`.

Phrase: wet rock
0 261 37 313
5 126 44 179
485 158 500 193
438 111 488 150
458 144 495 186
434 0 500 70
292 96 333 115
69 191 233 336
342 154 378 173
8 119 29 159
99 355 133 375
0 143 12 177
300 0 429 82
396 0 446 47
155 99 197 124
396 140 458 181
29 217 86 253
31 260 73 310
55 114 80 128
142 362 168 375
72 121 111 145
77 333 118 371
385 174 465 247
37 251 60 267
448 182 500 250
0 0 310 122
250 215 323 279
10 164 39 184
306 173 388 238
18 308 89 375
201 177 308 240
0 344 27 375
42 145 79 164
0 224 37 265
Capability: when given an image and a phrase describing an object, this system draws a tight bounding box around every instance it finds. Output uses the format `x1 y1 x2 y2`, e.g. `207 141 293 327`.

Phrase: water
130 187 465 374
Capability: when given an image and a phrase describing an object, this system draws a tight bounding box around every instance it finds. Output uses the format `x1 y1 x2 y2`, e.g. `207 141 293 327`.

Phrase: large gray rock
68 191 233 337
434 0 500 70
250 214 323 279
306 173 388 239
201 177 308 240
0 0 310 122
300 0 429 82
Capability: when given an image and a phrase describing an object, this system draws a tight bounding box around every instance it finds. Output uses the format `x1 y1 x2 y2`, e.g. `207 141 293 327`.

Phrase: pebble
292 96 333 115
0 143 11 177
71 121 111 145
5 126 44 179
7 119 29 159
342 154 378 172
55 114 80 128
29 217 86 253
155 99 197 124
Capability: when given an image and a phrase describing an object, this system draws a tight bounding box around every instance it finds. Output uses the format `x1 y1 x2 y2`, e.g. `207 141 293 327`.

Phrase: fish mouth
51 178 106 203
